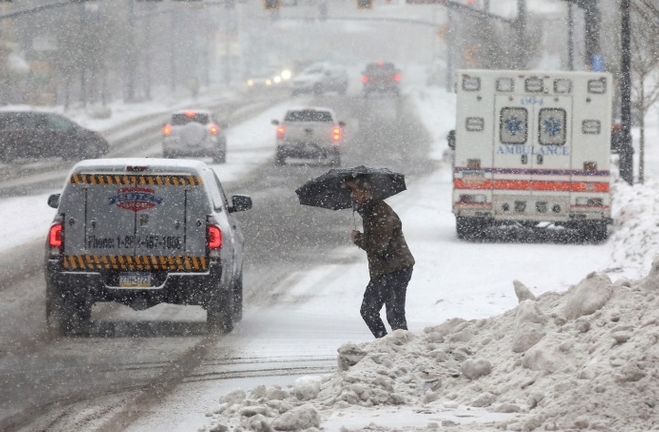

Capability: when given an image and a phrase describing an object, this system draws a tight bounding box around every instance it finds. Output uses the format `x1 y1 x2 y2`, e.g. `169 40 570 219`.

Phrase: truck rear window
285 110 333 122
171 113 210 125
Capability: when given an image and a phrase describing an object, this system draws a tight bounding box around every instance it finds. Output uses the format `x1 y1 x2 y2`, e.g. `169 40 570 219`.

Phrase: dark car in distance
0 111 109 164
361 61 401 97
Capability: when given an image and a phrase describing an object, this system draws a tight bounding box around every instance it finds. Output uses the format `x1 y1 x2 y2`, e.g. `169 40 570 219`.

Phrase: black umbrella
295 165 406 210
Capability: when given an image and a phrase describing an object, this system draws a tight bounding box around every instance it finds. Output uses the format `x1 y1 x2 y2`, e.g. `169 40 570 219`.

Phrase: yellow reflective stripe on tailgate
69 174 203 186
61 255 208 271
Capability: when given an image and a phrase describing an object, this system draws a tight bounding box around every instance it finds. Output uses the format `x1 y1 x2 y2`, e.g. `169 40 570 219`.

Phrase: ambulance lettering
497 145 569 156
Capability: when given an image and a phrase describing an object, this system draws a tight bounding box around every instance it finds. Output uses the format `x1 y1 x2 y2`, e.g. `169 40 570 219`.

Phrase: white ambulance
451 69 613 242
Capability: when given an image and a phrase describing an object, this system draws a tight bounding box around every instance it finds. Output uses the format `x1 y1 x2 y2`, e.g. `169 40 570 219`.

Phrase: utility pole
619 0 634 185
514 0 527 69
567 3 573 70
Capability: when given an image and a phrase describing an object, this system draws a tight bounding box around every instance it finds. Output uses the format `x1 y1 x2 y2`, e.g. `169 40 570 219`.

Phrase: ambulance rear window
538 108 566 146
500 107 528 144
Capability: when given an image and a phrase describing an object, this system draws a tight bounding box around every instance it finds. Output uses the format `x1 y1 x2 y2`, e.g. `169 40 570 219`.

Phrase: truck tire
329 149 341 167
206 289 234 334
232 273 243 322
47 287 92 337
212 150 226 164
275 148 286 166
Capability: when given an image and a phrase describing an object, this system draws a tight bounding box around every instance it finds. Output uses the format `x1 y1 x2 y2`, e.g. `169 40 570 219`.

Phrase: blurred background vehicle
426 59 447 87
0 111 108 163
361 61 401 97
162 109 228 163
271 106 345 166
289 62 349 97
245 65 287 91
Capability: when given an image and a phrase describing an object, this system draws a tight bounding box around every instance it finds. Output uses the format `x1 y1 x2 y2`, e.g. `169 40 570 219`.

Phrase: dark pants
360 267 413 338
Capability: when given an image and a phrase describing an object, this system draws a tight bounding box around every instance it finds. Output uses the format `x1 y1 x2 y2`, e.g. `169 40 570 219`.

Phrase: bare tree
630 1 659 184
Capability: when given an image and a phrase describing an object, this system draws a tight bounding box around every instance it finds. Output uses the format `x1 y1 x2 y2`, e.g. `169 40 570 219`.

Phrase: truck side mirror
48 193 60 209
447 129 456 150
229 194 253 213
271 119 280 125
338 121 346 127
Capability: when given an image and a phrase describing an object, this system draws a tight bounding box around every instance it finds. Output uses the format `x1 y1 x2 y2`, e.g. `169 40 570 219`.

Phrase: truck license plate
119 272 152 288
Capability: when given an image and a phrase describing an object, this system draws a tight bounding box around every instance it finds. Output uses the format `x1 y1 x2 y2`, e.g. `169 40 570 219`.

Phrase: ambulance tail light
276 125 285 140
576 197 604 207
467 159 481 169
583 161 597 171
48 222 64 258
207 225 223 258
163 124 172 136
209 124 220 135
459 194 486 204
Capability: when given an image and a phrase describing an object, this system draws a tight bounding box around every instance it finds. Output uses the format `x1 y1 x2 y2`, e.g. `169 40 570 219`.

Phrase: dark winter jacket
353 200 415 279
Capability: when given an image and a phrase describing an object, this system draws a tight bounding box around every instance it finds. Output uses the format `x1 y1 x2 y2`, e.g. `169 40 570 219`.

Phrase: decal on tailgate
62 255 208 271
109 187 163 212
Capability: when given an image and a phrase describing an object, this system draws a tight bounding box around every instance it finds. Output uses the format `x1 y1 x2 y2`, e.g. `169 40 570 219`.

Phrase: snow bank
204 176 659 432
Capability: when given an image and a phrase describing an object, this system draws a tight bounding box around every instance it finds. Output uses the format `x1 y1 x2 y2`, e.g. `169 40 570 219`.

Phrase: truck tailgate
60 172 208 271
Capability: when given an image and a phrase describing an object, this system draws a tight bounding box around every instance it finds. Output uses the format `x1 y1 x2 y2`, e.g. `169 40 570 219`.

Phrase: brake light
332 126 342 142
185 110 196 117
277 125 285 140
209 124 219 135
362 76 369 84
163 124 172 136
48 223 63 258
394 74 401 82
207 225 222 249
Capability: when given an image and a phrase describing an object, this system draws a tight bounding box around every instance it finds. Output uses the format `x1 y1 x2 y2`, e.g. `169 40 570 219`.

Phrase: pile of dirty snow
203 178 659 432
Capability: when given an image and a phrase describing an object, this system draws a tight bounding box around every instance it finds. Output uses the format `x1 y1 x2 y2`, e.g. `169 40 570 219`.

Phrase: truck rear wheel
329 149 341 167
275 147 286 166
232 273 243 322
47 287 92 337
206 289 234 334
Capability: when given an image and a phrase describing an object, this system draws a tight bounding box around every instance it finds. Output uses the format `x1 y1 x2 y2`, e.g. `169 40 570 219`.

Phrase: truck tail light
207 225 222 250
277 125 285 140
394 73 401 82
163 124 172 136
209 124 219 135
361 76 369 84
332 126 342 142
48 223 63 258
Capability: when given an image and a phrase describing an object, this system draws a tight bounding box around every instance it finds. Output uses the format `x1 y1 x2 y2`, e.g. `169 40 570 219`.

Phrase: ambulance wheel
456 217 488 241
580 221 608 244
207 289 234 334
232 273 243 322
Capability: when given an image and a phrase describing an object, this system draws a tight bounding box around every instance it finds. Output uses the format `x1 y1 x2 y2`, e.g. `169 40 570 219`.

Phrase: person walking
345 175 415 338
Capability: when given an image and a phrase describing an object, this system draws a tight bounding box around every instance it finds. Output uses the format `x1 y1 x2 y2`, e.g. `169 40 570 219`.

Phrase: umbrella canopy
295 165 406 210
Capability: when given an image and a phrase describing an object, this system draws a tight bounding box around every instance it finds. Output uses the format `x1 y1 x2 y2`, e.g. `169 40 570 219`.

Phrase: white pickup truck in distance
271 107 346 166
